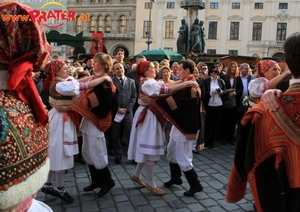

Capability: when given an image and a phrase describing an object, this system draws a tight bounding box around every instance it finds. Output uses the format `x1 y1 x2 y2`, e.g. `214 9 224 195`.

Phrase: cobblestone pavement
36 144 256 212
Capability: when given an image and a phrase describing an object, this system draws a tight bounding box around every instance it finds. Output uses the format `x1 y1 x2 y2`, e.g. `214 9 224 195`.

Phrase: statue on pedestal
199 20 205 54
189 18 202 54
176 19 188 53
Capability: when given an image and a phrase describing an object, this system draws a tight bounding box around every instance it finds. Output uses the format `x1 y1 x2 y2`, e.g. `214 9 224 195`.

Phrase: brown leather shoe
130 175 146 187
146 184 166 196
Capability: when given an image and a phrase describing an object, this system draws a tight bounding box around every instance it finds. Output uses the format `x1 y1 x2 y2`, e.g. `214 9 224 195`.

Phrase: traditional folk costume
40 60 86 203
47 76 80 171
127 61 168 196
248 60 278 106
127 78 167 163
226 80 300 212
153 75 204 196
0 1 52 211
70 73 118 197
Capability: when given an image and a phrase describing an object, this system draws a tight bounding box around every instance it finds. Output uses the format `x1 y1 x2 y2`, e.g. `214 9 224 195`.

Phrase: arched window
90 16 96 32
105 16 111 33
76 16 82 33
119 15 126 33
97 16 104 32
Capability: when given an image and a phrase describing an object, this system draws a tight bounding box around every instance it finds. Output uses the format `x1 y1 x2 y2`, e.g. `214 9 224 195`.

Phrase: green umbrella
134 49 185 62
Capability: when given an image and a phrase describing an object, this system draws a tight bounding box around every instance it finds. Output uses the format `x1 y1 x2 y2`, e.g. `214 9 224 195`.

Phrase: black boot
83 165 102 191
97 166 115 197
183 168 203 196
164 163 183 187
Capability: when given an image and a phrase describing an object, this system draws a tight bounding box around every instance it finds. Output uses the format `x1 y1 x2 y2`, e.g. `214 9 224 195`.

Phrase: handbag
222 78 236 109
222 96 236 109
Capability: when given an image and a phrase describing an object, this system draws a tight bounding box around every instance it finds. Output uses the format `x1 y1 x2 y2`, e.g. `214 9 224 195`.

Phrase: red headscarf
257 60 278 77
42 60 66 90
0 1 52 126
136 61 151 77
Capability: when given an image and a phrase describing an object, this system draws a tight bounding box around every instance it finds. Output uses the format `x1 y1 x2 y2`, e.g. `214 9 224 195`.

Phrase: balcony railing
103 32 135 40
248 40 285 47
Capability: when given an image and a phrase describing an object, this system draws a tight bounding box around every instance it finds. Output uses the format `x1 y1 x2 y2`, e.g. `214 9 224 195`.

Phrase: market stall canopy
134 49 185 62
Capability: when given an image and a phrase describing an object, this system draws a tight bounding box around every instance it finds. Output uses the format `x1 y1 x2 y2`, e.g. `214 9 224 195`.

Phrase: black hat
84 55 93 64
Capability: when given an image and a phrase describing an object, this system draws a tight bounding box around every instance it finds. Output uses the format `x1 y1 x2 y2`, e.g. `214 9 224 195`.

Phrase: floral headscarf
257 60 278 78
42 60 66 89
0 1 52 126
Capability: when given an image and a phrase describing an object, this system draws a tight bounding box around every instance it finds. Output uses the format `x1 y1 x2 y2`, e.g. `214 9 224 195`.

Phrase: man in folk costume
0 1 52 211
70 53 118 197
226 32 300 212
153 59 204 196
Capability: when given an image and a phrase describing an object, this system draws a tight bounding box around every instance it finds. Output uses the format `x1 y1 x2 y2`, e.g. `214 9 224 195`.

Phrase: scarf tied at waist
135 99 167 129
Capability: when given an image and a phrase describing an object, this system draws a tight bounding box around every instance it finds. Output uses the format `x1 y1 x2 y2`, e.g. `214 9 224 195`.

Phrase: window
167 2 175 9
145 3 152 9
97 16 104 32
232 2 240 9
230 22 239 40
252 22 262 41
90 16 96 32
210 2 218 9
208 21 217 39
77 0 82 2
254 3 263 9
105 16 111 33
276 23 287 41
279 3 288 9
143 21 152 38
119 16 126 33
207 49 216 54
165 21 174 38
229 50 238 56
164 47 173 51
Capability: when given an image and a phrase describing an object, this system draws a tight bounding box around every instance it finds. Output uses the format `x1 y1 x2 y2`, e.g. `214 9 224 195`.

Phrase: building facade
20 0 136 59
135 0 300 58
67 0 136 58
18 0 300 58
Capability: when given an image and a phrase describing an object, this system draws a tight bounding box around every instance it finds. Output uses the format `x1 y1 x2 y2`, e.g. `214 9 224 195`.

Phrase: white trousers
82 133 108 169
167 138 193 172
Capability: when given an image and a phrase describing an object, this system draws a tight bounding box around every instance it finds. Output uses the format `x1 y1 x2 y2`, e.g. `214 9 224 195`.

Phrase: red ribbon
8 53 48 126
63 111 80 131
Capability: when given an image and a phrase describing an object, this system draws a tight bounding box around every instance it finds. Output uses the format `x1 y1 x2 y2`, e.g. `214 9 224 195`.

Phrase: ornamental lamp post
146 0 156 50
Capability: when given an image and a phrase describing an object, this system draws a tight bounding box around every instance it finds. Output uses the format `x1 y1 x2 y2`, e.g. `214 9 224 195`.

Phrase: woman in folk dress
41 59 111 203
128 60 197 196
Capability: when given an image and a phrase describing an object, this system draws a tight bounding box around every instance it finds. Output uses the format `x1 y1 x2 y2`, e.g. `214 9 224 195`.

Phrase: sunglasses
210 70 218 73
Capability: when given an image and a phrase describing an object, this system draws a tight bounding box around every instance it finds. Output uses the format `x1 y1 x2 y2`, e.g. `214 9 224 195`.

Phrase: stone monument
177 19 189 53
178 0 205 54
